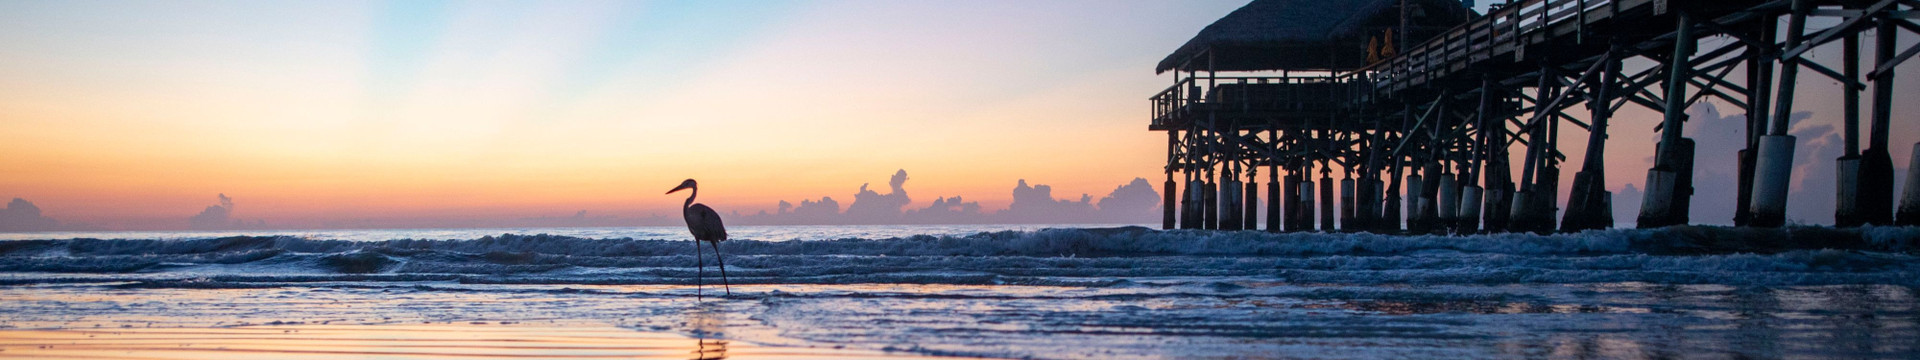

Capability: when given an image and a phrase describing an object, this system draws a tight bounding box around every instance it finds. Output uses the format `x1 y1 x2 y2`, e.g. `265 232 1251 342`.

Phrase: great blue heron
667 179 729 297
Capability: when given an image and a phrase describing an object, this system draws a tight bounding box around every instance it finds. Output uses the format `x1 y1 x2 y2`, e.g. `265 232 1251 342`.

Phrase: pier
1154 0 1920 232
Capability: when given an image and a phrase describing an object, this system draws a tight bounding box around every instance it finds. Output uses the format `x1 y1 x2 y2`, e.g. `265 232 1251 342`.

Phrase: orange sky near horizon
0 1 1238 228
3 1 1916 230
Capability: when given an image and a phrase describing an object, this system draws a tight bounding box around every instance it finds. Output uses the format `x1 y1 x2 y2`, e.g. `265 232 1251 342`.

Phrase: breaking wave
2 225 1916 287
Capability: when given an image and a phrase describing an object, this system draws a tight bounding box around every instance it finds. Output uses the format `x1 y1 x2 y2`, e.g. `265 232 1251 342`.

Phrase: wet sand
0 322 976 359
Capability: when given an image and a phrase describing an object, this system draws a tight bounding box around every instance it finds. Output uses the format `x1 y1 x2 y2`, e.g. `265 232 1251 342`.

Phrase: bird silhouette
668 179 729 298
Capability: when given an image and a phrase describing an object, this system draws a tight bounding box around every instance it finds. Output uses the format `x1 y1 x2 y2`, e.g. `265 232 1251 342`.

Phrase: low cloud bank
0 198 61 232
188 193 266 230
736 169 1159 225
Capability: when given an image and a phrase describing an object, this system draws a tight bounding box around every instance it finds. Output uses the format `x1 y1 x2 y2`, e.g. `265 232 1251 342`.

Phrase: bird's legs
711 241 731 295
702 239 710 300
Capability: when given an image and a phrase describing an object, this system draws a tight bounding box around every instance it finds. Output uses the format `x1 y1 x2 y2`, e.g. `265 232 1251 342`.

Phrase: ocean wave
2 226 1916 287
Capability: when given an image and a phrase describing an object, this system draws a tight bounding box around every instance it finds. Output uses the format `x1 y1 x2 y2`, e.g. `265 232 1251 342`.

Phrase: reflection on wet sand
2 282 1914 359
690 303 729 360
694 337 729 360
0 322 969 359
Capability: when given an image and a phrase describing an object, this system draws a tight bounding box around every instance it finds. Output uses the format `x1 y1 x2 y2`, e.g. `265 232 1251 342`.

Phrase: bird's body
683 203 727 242
668 179 729 298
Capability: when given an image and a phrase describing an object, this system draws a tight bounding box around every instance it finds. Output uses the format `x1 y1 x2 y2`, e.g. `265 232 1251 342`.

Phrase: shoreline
0 322 987 360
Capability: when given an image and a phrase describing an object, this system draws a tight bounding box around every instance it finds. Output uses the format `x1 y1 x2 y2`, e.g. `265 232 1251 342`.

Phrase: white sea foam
1 226 1915 287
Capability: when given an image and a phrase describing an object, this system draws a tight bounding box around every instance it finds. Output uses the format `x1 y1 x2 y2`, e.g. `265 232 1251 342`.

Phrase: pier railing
1359 0 1621 93
1150 75 1339 128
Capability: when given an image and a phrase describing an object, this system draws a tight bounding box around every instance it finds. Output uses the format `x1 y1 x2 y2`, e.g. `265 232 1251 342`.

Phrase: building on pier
1154 0 1920 233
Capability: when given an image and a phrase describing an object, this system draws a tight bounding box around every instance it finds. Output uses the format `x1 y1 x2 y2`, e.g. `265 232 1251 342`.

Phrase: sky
0 0 1915 231
0 0 1249 230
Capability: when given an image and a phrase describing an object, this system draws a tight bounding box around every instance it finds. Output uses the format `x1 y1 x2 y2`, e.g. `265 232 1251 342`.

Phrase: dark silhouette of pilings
1638 12 1697 229
1855 15 1900 226
1150 0 1917 234
1900 143 1920 225
1563 48 1620 233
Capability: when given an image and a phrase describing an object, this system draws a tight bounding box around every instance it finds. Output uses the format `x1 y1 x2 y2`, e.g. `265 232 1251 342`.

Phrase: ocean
2 224 1918 359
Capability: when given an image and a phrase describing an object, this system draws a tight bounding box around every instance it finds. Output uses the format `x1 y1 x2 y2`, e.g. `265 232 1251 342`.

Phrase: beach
3 225 1918 358
0 322 961 359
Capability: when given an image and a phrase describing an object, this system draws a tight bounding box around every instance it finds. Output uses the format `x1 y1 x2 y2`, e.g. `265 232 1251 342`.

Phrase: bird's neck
683 187 698 210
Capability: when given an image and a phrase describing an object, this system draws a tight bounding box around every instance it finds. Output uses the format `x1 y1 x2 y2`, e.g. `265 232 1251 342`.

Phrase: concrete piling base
1638 138 1695 228
1509 190 1535 232
1860 148 1897 225
1267 181 1282 232
1420 165 1443 234
1407 174 1426 233
1750 135 1797 227
1340 178 1356 232
1284 175 1301 232
1736 149 1755 226
1203 181 1217 229
1220 180 1241 231
1561 171 1612 232
1244 180 1260 231
1382 179 1402 233
1836 156 1861 226
1484 187 1508 232
1300 179 1317 232
1163 179 1177 229
1320 175 1335 231
1599 191 1613 227
1535 166 1560 233
1438 175 1459 233
1639 170 1679 228
1459 185 1483 234
1898 143 1920 226
1370 179 1389 232
1183 180 1203 229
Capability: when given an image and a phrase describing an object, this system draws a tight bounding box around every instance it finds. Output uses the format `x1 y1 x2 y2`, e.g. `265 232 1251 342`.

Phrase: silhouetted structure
1154 0 1919 233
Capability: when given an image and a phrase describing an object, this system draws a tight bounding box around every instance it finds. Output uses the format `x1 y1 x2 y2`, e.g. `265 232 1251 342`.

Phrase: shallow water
3 225 1918 359
0 322 961 359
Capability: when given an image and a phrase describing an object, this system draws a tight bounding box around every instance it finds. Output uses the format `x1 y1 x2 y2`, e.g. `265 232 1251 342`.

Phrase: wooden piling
1639 12 1697 228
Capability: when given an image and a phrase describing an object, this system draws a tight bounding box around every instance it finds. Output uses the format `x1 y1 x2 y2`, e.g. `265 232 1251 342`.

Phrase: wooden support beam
1781 0 1900 60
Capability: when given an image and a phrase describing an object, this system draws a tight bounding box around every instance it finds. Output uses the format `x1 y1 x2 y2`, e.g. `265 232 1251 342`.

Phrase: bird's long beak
667 183 693 194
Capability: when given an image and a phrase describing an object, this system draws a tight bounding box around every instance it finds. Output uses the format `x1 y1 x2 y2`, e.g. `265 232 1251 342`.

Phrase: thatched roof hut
1156 0 1474 73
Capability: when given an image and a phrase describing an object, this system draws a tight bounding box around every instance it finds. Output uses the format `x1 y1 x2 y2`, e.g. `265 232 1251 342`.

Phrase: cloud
780 197 843 225
844 169 912 222
1612 183 1642 226
737 170 1158 225
1785 122 1842 224
1674 103 1749 225
1660 103 1814 225
188 193 265 230
1001 179 1097 222
906 196 986 223
0 198 61 232
1096 178 1161 221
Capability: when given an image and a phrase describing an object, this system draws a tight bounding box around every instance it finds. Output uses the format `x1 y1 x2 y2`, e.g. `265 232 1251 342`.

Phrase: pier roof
1155 0 1472 74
